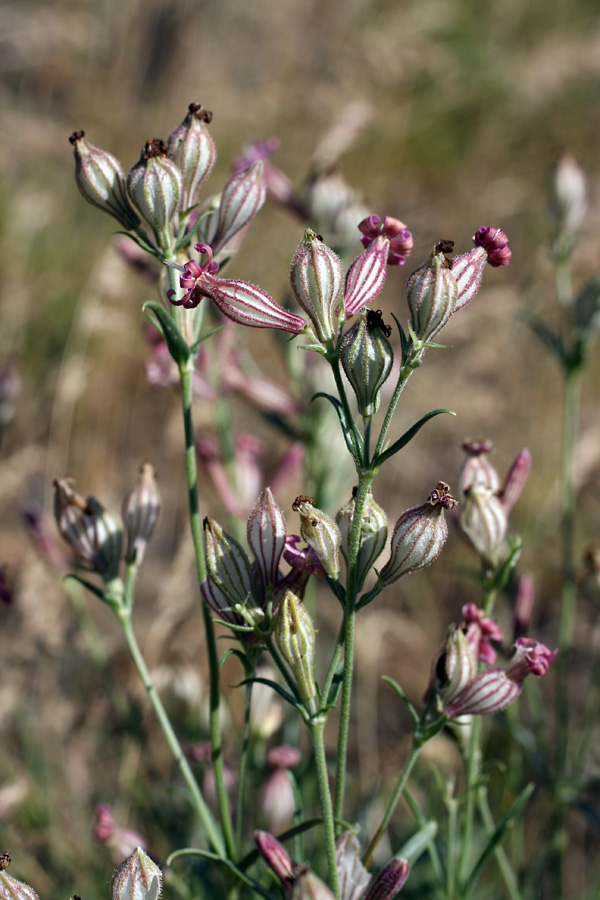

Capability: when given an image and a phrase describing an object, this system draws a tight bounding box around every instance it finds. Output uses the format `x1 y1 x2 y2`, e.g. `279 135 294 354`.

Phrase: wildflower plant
13 101 567 900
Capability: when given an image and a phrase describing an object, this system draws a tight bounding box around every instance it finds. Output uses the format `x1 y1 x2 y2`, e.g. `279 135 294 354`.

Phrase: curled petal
473 226 512 268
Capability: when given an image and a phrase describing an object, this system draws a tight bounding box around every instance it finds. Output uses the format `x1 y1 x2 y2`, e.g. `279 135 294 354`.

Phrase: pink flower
358 215 414 266
169 243 307 334
472 226 512 268
443 638 557 718
462 603 503 664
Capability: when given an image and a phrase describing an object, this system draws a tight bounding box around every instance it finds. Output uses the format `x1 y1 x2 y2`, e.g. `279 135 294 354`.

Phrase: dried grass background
2 0 600 897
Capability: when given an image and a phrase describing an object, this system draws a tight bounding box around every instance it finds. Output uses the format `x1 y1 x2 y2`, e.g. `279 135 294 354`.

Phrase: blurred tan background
2 0 600 896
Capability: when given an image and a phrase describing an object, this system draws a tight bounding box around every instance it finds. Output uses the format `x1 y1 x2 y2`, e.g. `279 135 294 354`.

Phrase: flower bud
111 848 162 900
290 230 344 343
363 859 410 900
211 161 266 256
500 449 531 513
336 831 371 900
406 243 458 342
273 589 317 709
458 439 501 497
203 518 254 609
0 360 20 428
459 485 508 561
127 139 182 245
0 853 39 900
260 746 301 834
122 463 161 565
291 868 337 900
293 495 341 580
379 482 456 585
341 310 394 417
550 154 587 234
53 477 122 581
69 131 141 231
167 103 216 212
247 488 287 590
254 831 294 886
343 236 389 318
439 626 478 706
336 488 388 591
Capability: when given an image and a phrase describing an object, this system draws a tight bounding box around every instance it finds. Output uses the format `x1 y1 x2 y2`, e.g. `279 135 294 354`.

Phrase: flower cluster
430 606 556 719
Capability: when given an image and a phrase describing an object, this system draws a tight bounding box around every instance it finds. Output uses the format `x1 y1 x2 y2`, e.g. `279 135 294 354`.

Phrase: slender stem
373 356 420 460
117 608 225 856
178 360 237 860
362 741 422 868
478 788 524 900
457 716 482 889
447 792 458 900
236 677 254 849
333 473 373 827
310 720 340 898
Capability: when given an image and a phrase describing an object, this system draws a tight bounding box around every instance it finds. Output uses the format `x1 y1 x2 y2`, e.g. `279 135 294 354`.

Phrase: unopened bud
127 139 182 246
458 439 501 497
406 243 457 342
291 867 337 900
211 160 266 256
247 488 287 590
122 463 161 565
167 103 216 212
254 831 294 886
336 832 371 900
290 230 344 343
439 627 478 706
459 485 507 561
341 310 394 417
550 155 587 234
111 848 162 900
293 496 341 580
53 477 122 582
500 449 531 513
343 236 389 318
0 853 39 900
69 131 140 231
363 859 410 900
514 573 535 639
379 482 456 585
336 488 388 591
203 518 254 609
273 589 317 709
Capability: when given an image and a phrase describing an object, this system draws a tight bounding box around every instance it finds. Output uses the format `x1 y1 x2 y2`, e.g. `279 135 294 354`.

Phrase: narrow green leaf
311 391 363 458
382 676 420 726
526 315 567 368
166 848 277 900
395 819 438 865
189 324 227 353
325 666 344 709
239 676 298 707
143 301 191 365
373 408 456 468
462 782 535 896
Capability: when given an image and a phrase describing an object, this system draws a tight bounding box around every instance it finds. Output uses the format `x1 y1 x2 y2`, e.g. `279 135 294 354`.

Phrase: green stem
374 355 421 461
329 355 361 460
333 473 373 828
117 608 224 856
236 676 254 849
310 720 340 898
362 741 422 869
478 788 523 900
178 360 237 861
457 716 482 889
